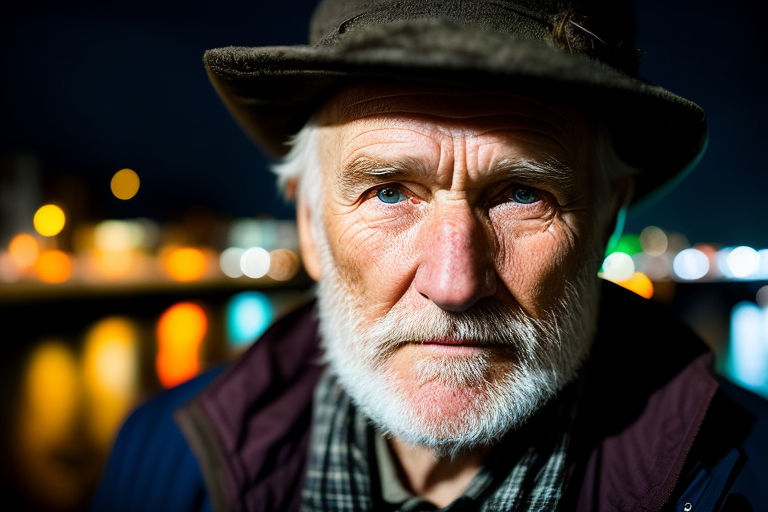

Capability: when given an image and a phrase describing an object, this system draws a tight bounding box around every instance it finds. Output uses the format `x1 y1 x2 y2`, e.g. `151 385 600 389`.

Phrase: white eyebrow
491 156 577 195
336 155 431 197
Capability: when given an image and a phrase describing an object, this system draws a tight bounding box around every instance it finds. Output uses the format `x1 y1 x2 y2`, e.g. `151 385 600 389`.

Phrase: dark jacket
92 283 768 511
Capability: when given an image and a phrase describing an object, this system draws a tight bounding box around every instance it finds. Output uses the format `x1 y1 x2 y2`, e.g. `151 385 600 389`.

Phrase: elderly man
94 0 767 511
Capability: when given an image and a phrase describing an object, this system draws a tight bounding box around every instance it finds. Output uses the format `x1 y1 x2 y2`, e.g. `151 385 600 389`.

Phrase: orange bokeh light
616 271 654 299
35 250 73 283
8 233 39 270
160 247 207 282
156 302 207 388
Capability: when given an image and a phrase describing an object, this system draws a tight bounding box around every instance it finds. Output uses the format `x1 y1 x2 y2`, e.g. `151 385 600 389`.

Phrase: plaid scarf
302 370 577 512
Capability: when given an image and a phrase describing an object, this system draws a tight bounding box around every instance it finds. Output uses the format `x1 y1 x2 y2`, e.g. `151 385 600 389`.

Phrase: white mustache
361 296 573 370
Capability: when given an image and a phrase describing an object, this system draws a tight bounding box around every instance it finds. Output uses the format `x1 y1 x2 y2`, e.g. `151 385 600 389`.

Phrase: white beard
314 227 601 458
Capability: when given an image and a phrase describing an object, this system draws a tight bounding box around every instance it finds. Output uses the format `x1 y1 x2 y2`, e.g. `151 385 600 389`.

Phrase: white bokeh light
219 247 245 278
724 246 759 279
672 248 709 280
601 252 635 281
240 247 271 279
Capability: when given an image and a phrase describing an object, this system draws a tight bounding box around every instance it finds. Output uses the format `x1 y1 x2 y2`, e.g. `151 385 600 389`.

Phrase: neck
389 437 490 508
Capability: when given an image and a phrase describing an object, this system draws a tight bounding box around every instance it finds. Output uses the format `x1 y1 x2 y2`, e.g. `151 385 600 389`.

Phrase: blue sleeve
90 368 223 512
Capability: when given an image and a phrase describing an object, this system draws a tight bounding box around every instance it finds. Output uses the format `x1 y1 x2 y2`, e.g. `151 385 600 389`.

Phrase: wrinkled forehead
315 82 596 164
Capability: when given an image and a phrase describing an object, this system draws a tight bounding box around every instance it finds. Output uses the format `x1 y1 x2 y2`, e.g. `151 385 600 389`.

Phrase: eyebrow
491 157 577 195
336 156 432 198
335 154 578 199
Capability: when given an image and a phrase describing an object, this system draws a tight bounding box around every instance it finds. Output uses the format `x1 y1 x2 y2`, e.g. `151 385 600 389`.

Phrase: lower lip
420 343 486 355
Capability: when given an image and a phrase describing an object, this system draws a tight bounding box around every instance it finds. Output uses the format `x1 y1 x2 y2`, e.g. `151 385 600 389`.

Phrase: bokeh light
110 168 140 200
161 246 207 282
18 342 80 449
35 249 73 283
240 247 270 279
756 285 768 309
639 226 668 256
611 234 642 256
725 302 768 397
219 247 244 278
725 246 760 278
614 272 654 299
33 204 66 237
8 233 40 270
82 318 139 448
267 249 300 281
156 302 207 388
672 248 709 280
226 291 274 348
601 252 635 282
16 342 83 512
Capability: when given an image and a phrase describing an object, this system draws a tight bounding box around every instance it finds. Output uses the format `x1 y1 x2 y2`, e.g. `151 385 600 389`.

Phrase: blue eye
376 187 406 204
510 186 539 204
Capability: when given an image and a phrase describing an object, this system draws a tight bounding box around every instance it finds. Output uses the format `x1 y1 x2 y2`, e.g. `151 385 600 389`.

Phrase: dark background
1 0 766 246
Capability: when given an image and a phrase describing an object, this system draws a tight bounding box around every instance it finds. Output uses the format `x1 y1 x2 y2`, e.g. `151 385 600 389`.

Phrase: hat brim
204 19 707 203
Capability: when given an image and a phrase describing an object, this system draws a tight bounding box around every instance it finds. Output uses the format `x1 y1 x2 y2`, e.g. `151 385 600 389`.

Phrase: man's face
300 85 614 454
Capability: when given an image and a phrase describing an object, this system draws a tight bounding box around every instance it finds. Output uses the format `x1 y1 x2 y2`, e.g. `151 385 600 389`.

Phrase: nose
414 200 497 311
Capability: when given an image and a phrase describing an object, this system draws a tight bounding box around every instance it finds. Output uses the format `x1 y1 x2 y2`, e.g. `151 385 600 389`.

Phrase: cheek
494 219 582 315
323 210 420 317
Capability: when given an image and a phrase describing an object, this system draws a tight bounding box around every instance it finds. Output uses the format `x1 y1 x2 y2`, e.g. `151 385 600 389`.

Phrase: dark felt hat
204 0 707 202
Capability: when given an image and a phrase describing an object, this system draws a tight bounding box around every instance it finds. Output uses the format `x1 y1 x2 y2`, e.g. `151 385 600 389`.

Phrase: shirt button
683 503 693 512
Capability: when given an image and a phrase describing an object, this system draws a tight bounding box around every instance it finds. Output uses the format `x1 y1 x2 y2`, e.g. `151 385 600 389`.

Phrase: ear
296 194 322 281
603 177 635 248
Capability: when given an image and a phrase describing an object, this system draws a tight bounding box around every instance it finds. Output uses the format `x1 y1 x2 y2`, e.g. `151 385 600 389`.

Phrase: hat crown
309 0 638 75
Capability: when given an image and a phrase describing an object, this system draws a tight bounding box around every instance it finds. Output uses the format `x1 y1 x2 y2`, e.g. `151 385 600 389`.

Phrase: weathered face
299 84 617 453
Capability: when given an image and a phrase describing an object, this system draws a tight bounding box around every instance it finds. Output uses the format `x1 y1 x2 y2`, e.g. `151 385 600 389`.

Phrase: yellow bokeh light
161 246 207 282
615 271 654 299
8 233 39 269
83 317 138 448
33 204 66 237
19 342 80 450
111 168 140 200
35 250 72 283
156 302 207 388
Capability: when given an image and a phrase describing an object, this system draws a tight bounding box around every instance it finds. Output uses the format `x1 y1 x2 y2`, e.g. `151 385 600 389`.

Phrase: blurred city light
757 285 768 309
672 248 709 280
614 271 654 299
267 249 300 281
35 249 73 283
639 226 668 256
725 302 768 397
82 317 139 449
219 247 244 278
18 342 80 449
8 233 40 270
15 341 82 506
601 251 635 282
611 234 642 256
240 247 270 279
160 246 208 282
94 220 142 251
226 291 274 348
229 219 277 249
156 302 207 388
724 246 760 279
110 168 140 200
33 204 66 237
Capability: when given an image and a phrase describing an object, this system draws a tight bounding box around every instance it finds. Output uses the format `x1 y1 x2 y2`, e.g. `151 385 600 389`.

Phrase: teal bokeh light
226 291 274 348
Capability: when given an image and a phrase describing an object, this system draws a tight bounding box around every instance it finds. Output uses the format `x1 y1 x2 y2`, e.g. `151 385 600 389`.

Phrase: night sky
2 0 766 246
